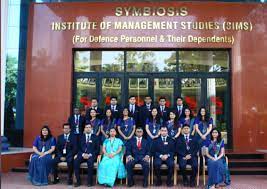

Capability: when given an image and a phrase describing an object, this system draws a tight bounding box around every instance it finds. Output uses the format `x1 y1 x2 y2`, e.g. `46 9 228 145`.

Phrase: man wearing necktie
176 124 199 187
68 108 85 140
140 95 153 136
126 127 150 187
151 126 175 187
128 96 140 126
104 96 122 120
173 96 187 120
74 124 100 187
157 96 170 122
53 123 77 185
85 98 103 120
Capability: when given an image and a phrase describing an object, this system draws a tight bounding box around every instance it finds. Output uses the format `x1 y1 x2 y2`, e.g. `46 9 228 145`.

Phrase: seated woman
28 125 56 186
145 107 162 147
97 128 126 187
205 128 231 189
179 107 196 135
165 110 181 140
100 108 116 144
194 107 213 148
117 107 136 145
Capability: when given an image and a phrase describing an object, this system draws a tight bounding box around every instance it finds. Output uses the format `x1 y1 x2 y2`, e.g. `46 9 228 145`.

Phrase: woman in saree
97 128 126 187
205 128 231 189
28 125 57 186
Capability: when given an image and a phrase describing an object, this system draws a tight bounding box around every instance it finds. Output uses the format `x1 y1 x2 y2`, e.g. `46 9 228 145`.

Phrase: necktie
137 138 141 150
64 135 68 141
163 137 166 142
185 135 190 150
87 135 90 143
111 105 114 111
75 115 78 125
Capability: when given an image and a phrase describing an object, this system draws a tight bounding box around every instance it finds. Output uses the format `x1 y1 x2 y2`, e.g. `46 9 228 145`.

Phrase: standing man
176 124 199 187
157 96 170 123
68 108 85 138
151 126 175 187
140 95 153 134
126 127 150 188
86 98 103 120
173 96 187 120
104 96 122 120
54 123 77 185
127 96 140 127
73 124 100 187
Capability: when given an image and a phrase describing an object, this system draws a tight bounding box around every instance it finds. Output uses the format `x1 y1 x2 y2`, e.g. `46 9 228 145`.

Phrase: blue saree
28 136 56 186
97 137 126 187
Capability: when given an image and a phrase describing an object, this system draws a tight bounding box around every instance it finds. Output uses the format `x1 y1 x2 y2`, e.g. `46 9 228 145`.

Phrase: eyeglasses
136 130 143 133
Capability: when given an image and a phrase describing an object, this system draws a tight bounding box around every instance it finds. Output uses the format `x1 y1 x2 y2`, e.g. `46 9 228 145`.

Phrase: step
12 167 28 173
229 167 267 175
226 152 265 160
228 159 267 168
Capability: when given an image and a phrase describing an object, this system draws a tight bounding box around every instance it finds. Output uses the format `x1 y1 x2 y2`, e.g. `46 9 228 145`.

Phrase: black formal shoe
143 181 148 188
74 182 81 187
128 182 134 187
183 180 189 187
190 179 196 187
155 180 162 186
67 179 73 185
52 177 60 184
167 182 173 187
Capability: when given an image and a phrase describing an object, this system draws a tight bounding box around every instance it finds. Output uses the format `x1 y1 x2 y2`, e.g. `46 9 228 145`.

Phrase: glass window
74 51 124 72
179 51 229 72
126 51 176 72
101 78 122 107
207 78 228 144
181 78 201 116
154 78 174 107
75 78 96 109
128 78 148 106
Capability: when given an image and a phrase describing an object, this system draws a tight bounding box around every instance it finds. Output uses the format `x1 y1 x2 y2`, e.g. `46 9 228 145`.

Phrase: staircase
226 151 267 175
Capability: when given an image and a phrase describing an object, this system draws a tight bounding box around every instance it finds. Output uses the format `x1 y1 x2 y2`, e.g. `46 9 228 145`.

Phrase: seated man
126 127 150 188
176 124 199 187
151 126 175 187
73 124 100 187
54 123 77 185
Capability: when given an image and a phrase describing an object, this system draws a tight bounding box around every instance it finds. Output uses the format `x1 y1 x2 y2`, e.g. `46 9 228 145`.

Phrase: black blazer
151 136 175 159
172 105 188 120
56 133 77 160
78 133 100 159
126 137 150 160
127 104 140 126
104 105 122 120
175 135 199 158
140 104 153 127
157 106 170 122
86 107 103 120
68 114 86 135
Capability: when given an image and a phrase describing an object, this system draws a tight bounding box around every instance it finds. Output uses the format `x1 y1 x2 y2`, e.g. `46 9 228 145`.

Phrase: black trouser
53 156 74 180
178 156 198 182
154 157 174 185
126 158 149 185
74 155 95 185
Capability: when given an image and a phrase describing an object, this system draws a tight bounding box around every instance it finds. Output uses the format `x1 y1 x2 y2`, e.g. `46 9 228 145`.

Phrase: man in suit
173 96 187 120
53 123 77 185
86 98 103 120
140 95 153 135
73 123 100 187
104 96 122 120
126 127 150 188
68 108 86 138
176 124 199 187
151 126 175 187
157 96 170 123
128 96 140 126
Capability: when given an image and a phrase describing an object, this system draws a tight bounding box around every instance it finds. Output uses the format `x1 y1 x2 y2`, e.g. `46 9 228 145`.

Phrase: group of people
28 96 230 188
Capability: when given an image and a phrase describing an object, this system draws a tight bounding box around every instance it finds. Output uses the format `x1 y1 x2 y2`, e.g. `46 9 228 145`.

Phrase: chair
125 157 151 186
202 154 229 186
72 154 101 184
173 155 200 186
151 156 176 185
